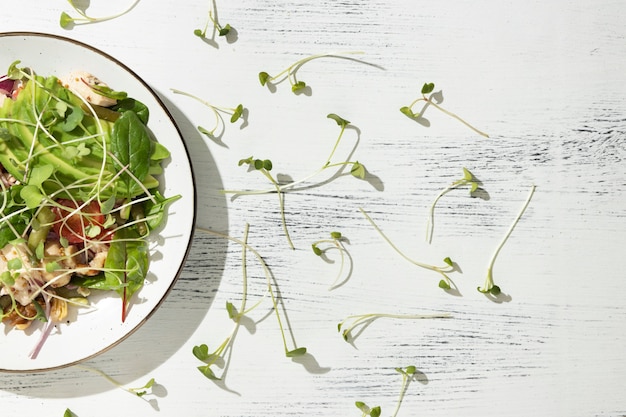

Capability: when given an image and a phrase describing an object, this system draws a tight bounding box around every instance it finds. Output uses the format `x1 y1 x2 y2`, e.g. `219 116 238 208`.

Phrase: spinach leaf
111 110 153 197
112 98 149 124
103 226 149 321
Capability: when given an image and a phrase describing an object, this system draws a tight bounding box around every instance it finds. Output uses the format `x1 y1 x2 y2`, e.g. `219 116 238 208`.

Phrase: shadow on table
0 92 229 401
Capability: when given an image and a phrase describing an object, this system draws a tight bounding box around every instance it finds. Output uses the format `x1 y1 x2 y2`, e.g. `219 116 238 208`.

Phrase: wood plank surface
0 1 625 416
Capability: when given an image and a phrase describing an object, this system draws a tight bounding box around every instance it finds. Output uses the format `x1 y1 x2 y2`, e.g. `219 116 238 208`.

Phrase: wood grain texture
0 1 625 416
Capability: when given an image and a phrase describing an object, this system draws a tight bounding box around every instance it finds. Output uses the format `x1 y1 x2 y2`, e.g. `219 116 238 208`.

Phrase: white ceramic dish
0 32 196 372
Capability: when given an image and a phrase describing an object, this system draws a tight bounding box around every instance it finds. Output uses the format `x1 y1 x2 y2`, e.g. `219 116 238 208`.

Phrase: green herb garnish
338 312 451 342
258 52 364 93
223 114 366 249
194 1 233 39
359 208 456 289
478 185 536 296
60 0 140 28
426 167 482 244
170 88 245 141
400 82 489 137
311 231 352 290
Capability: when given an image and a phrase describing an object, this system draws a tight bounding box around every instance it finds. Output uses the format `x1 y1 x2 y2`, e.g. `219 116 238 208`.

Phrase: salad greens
0 61 179 347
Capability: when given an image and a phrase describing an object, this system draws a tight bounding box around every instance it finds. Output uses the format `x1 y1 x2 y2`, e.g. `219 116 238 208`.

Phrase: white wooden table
1 1 625 416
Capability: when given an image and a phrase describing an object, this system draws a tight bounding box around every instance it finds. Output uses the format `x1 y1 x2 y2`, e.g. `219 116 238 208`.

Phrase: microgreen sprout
391 366 418 417
194 0 232 39
223 114 366 249
76 365 157 398
338 311 451 342
312 231 352 290
258 51 364 93
426 167 482 244
355 402 382 417
170 88 245 141
194 224 306 380
359 208 457 290
355 366 420 417
478 185 536 296
59 0 141 29
400 82 489 138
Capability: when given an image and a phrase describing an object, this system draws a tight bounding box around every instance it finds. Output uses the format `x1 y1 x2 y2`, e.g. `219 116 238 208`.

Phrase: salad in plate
0 61 179 357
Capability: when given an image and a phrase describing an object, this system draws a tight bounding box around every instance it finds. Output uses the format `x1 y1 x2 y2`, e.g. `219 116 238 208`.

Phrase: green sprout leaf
401 82 489 137
258 71 270 86
421 82 435 94
478 185 536 296
327 113 350 128
286 347 307 357
350 161 366 179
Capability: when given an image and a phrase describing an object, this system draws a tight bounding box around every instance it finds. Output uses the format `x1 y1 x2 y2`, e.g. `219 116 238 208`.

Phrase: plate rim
0 31 198 373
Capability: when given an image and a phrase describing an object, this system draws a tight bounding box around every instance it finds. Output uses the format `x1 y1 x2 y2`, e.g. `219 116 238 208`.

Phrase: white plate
0 32 196 372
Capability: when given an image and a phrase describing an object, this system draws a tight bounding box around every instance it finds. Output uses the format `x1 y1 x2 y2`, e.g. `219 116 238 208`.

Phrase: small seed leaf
421 82 435 95
286 347 307 357
258 71 270 86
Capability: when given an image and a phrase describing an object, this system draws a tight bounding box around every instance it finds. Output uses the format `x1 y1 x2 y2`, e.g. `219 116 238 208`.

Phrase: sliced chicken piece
59 70 118 107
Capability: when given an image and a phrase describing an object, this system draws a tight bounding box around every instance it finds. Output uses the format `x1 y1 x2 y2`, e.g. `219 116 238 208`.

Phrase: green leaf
198 365 221 380
370 406 382 417
462 167 473 181
291 80 306 93
263 159 273 171
193 28 204 37
258 71 270 86
230 104 244 123
226 301 238 319
443 256 453 267
350 162 366 179
89 84 128 101
330 231 342 239
405 365 417 374
192 344 210 361
218 24 231 36
27 164 54 187
0 271 14 286
63 408 75 417
286 347 307 357
327 113 350 127
253 159 264 170
438 279 451 290
399 106 416 118
111 110 153 196
490 285 501 295
312 244 322 256
421 82 435 95
355 401 369 412
7 257 22 271
45 261 61 273
59 12 74 28
20 185 44 209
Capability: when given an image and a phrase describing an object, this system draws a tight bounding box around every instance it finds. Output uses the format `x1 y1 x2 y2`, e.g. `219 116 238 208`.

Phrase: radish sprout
400 82 489 138
359 208 456 289
478 185 536 296
258 52 364 94
170 88 245 141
